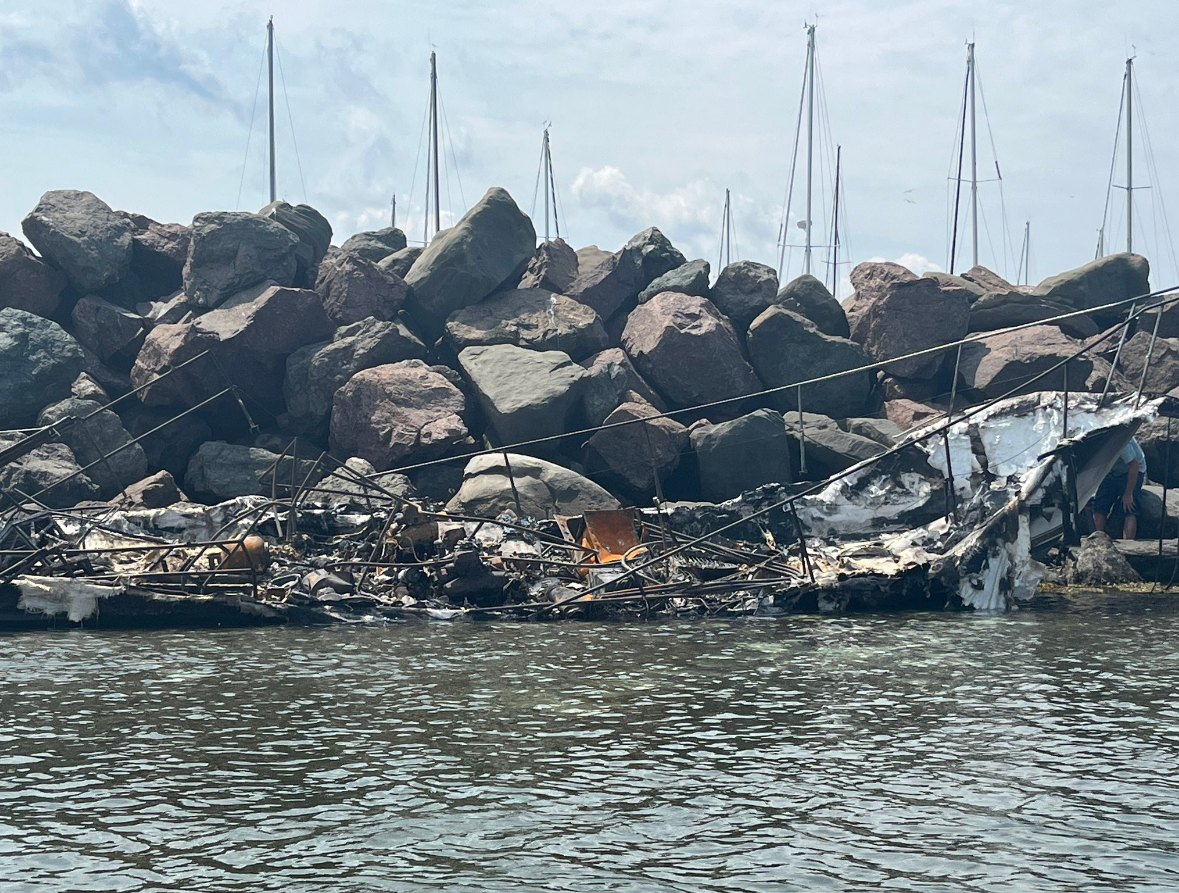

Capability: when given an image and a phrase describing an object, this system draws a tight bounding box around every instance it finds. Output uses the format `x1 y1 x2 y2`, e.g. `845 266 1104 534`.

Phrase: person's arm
1123 458 1140 512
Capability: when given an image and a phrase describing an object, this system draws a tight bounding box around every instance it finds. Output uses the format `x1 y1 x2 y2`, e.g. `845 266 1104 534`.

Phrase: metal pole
391 194 396 228
724 189 732 267
968 42 978 268
831 145 841 298
543 126 551 242
803 24 815 276
430 51 441 239
267 17 276 204
796 386 808 478
1126 57 1133 254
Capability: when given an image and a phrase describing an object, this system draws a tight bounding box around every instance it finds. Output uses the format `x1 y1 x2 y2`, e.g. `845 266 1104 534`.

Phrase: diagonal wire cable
274 35 307 202
235 40 268 210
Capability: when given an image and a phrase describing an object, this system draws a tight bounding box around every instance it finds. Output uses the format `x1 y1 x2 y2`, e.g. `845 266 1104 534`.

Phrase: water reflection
2 607 1179 891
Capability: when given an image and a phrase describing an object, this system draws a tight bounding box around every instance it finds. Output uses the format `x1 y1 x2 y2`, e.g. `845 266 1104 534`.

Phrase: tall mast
267 17 276 204
831 145 841 298
430 50 441 239
543 125 551 242
1020 220 1030 284
803 23 816 276
1125 56 1133 254
390 194 396 228
968 41 978 268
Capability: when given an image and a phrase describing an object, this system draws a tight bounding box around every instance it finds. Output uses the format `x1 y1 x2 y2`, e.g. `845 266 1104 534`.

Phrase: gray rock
141 292 193 326
960 265 1016 293
0 308 86 429
584 400 688 500
1066 531 1141 585
0 231 66 317
70 294 145 362
284 317 427 433
519 238 579 293
746 306 874 418
447 452 620 519
118 405 211 480
314 251 409 324
1116 331 1179 396
404 187 536 335
841 417 903 447
923 270 987 301
38 397 148 498
968 289 1098 339
783 411 885 480
1033 253 1150 328
637 259 711 304
457 344 586 447
575 244 612 276
71 373 110 403
260 201 332 286
710 260 779 331
341 227 408 263
882 375 939 403
182 211 299 309
377 246 422 279
691 409 793 502
329 360 470 472
957 325 1104 400
621 293 760 409
131 285 334 409
777 274 849 338
0 434 101 508
1136 413 1179 488
21 190 134 292
444 288 608 361
566 227 686 322
579 347 667 426
120 470 185 509
184 441 323 503
315 457 416 507
845 262 970 380
120 212 190 299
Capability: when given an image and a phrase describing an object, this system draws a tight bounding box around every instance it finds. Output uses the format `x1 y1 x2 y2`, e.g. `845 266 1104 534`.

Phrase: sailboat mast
391 194 397 228
803 23 816 276
968 41 978 268
1125 57 1133 254
543 126 551 242
430 51 441 238
831 145 841 298
267 17 276 204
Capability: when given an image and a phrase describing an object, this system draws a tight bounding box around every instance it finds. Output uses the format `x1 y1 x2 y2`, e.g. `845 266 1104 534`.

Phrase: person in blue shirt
1093 437 1147 540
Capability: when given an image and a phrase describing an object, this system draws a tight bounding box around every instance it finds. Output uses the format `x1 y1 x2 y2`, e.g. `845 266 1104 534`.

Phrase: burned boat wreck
1 388 1165 628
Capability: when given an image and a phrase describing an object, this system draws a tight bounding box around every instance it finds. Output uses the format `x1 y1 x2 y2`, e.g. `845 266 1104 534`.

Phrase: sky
1 0 1177 299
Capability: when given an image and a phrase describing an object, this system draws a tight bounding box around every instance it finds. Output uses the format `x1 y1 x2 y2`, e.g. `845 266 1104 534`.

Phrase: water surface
3 601 1179 891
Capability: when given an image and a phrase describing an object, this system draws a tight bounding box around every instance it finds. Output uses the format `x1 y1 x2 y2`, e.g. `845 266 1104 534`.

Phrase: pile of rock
0 184 1163 516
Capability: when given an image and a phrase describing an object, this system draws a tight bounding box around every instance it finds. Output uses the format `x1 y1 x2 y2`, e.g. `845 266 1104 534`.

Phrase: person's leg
1123 471 1145 540
1094 511 1107 532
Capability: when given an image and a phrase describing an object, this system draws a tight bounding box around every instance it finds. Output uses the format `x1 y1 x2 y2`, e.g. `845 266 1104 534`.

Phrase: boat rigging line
530 124 564 242
717 188 738 269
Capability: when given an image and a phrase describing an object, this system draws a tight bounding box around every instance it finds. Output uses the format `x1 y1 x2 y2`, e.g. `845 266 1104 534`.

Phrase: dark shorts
1095 471 1145 516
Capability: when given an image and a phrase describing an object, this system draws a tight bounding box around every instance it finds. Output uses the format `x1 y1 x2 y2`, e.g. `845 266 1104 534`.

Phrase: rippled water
3 601 1179 892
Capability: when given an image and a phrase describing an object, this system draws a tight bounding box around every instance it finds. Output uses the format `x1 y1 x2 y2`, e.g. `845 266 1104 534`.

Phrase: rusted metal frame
787 500 816 584
796 386 808 477
1135 302 1164 408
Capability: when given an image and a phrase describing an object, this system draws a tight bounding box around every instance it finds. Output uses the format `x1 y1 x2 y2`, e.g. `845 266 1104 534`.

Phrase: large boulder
120 470 185 509
747 306 874 418
21 190 133 293
118 404 211 480
1115 331 1179 396
37 397 148 498
404 187 536 335
314 251 409 324
444 288 608 361
579 347 666 427
0 231 67 317
691 408 793 502
961 265 1016 293
1033 253 1150 328
377 245 421 279
575 244 612 276
340 227 408 263
621 293 760 409
260 201 332 286
70 294 145 362
710 260 779 331
131 285 333 409
457 344 586 447
637 259 710 304
956 325 1106 400
923 271 987 302
968 289 1098 339
183 441 321 503
566 227 686 322
0 309 86 429
519 238 579 293
284 317 426 433
329 360 470 471
0 434 101 508
845 262 970 379
447 452 620 519
182 211 299 309
584 400 688 500
776 274 849 338
120 213 190 299
1066 531 1140 585
783 411 886 480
